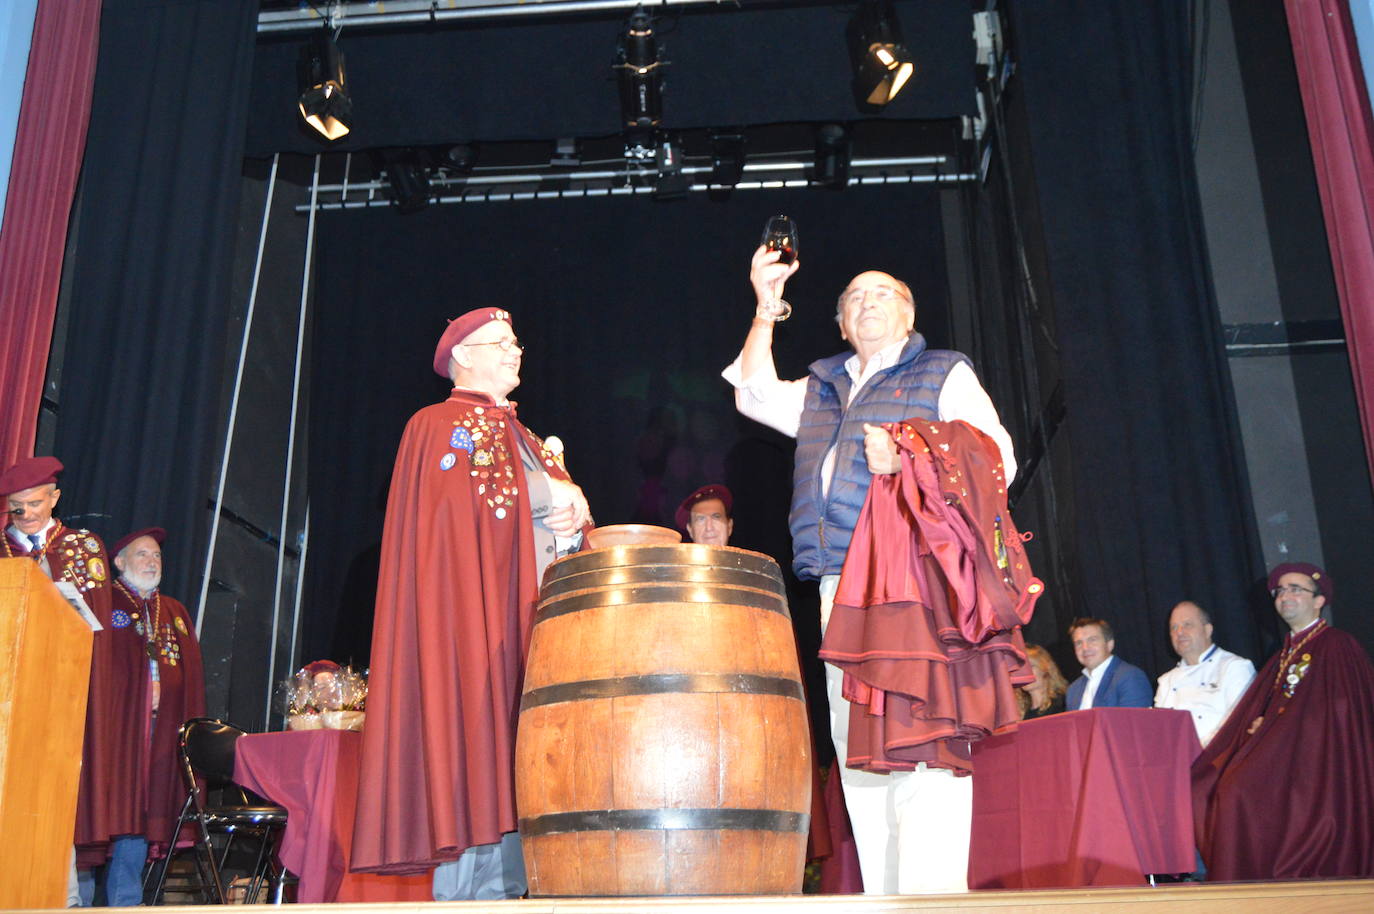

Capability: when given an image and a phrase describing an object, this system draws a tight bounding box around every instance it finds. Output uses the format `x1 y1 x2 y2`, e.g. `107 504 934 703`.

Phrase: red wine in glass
762 215 799 263
760 215 798 320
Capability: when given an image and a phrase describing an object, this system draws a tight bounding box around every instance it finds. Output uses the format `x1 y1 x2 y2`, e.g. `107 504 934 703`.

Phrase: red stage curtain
0 0 100 467
1285 0 1374 487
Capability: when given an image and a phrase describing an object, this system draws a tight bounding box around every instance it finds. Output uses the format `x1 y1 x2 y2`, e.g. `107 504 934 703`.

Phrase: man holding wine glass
722 219 1017 895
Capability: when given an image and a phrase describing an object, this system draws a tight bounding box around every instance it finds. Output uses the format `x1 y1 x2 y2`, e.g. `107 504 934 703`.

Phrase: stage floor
44 879 1373 913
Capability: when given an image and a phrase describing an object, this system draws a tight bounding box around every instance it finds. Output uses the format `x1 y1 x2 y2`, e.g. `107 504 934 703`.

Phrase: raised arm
739 244 799 380
721 245 807 437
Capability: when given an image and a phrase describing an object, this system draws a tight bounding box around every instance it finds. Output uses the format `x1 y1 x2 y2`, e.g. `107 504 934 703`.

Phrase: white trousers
820 575 972 895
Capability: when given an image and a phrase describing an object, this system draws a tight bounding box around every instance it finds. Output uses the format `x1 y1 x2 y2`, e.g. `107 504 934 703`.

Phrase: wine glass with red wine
760 215 798 321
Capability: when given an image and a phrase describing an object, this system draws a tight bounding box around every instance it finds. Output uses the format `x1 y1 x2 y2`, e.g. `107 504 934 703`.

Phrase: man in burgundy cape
352 308 592 901
1192 562 1374 880
77 527 205 904
2 457 118 904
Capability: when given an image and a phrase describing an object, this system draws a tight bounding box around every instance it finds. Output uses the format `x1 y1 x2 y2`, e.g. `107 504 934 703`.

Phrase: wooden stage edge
29 879 1372 913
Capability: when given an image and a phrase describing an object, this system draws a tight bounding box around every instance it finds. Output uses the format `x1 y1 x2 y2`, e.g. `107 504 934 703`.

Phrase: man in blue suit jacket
1065 617 1153 710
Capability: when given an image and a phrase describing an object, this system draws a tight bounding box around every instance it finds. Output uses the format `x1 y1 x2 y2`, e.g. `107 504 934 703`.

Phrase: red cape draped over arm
820 421 1042 775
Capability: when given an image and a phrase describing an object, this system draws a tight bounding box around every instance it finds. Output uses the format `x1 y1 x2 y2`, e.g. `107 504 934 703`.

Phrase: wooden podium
0 558 94 909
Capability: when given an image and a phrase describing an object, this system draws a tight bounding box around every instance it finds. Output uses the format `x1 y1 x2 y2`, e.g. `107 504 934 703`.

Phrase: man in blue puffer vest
722 245 1018 895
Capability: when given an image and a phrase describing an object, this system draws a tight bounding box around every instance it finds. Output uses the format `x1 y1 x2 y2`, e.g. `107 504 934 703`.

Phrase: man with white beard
76 528 205 906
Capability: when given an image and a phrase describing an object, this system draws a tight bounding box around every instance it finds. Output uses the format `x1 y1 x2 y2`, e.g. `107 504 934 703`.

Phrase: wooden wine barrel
515 544 811 896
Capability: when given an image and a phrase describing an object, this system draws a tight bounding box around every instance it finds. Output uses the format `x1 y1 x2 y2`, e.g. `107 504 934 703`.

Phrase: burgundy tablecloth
969 708 1202 888
233 729 430 903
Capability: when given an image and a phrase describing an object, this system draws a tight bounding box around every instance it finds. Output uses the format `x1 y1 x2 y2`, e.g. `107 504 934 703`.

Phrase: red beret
1267 562 1333 603
432 307 514 377
112 526 166 558
0 456 63 496
675 484 733 532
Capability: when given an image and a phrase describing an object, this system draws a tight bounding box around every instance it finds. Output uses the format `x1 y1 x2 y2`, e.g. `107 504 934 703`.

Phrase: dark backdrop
303 185 952 737
52 0 258 611
1006 0 1267 674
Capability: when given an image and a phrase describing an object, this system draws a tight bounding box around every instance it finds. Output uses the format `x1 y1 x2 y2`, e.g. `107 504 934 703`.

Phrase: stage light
379 149 431 213
709 132 746 187
846 1 915 109
297 27 352 142
654 134 690 200
615 5 665 152
814 124 850 188
443 144 477 174
550 137 581 167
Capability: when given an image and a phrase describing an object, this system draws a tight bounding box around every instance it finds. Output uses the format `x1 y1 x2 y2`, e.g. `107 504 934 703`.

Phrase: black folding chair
146 718 289 904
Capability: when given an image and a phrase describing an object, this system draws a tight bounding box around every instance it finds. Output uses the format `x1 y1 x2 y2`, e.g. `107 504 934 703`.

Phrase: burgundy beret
1268 562 1332 603
0 456 63 496
112 526 166 558
432 307 513 377
675 484 733 532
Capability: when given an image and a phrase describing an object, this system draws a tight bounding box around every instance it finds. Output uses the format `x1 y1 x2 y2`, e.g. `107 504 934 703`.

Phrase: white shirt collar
1177 644 1219 669
8 518 56 549
1083 654 1115 683
843 335 910 384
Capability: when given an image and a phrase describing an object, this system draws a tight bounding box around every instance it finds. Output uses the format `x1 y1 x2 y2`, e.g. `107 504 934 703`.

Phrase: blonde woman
1018 644 1068 719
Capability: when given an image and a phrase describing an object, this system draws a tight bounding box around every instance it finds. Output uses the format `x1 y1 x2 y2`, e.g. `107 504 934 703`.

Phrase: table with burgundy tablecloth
233 729 431 903
968 707 1202 889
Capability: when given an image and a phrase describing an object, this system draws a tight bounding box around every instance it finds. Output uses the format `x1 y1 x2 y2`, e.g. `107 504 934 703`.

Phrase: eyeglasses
1271 584 1318 598
463 338 524 353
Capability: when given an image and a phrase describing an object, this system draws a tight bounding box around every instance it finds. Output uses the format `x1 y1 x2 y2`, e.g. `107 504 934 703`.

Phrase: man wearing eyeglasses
723 254 1018 894
353 307 592 900
1192 562 1374 880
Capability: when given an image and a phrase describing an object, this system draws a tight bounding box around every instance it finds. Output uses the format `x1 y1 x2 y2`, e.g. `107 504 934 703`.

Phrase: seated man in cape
352 307 592 901
1192 562 1374 880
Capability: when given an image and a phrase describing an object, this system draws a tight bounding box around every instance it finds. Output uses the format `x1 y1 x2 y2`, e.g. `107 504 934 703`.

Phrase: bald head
1169 601 1214 665
835 271 916 363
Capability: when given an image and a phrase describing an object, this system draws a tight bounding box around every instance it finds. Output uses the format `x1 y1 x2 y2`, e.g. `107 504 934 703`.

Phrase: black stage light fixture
709 132 746 187
814 124 851 188
297 27 352 141
654 134 690 200
846 0 915 109
443 143 478 174
379 149 431 214
550 137 581 167
615 5 665 153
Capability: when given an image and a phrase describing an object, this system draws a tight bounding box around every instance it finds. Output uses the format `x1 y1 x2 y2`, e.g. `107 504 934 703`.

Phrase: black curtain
53 0 259 609
302 185 953 744
1005 1 1266 675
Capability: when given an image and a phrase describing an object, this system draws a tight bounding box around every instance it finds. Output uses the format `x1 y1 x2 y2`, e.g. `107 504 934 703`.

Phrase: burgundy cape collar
820 420 1042 775
352 388 574 874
